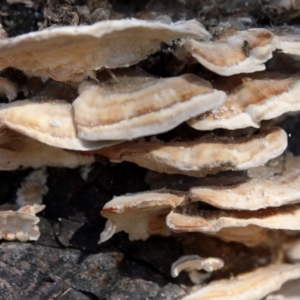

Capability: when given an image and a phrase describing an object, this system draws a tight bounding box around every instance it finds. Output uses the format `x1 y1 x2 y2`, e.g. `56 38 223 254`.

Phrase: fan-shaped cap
166 203 300 235
190 153 300 210
99 190 186 242
264 277 300 300
0 204 45 242
182 264 300 300
0 129 93 170
182 28 278 76
97 127 287 177
0 100 120 150
74 74 226 140
277 27 300 55
0 19 210 81
171 255 224 278
188 73 300 130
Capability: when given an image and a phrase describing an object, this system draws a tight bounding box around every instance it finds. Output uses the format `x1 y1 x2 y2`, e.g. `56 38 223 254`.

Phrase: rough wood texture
0 240 186 299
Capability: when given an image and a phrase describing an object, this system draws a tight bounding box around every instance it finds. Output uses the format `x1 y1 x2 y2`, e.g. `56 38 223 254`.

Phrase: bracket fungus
74 74 226 140
182 264 300 300
3 3 300 300
181 28 278 76
190 153 300 210
97 127 287 177
0 204 44 242
0 100 119 150
100 190 186 242
0 129 93 169
0 19 210 81
276 27 300 55
171 255 224 278
188 73 300 130
264 277 300 300
166 203 300 236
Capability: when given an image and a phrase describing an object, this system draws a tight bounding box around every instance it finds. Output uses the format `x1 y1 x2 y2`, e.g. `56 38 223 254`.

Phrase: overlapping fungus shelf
1 1 300 299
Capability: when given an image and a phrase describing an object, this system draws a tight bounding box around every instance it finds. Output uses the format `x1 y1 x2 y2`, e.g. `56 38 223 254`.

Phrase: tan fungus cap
188 73 300 130
166 203 300 235
0 204 45 242
182 264 300 300
100 190 186 242
0 100 120 150
0 129 93 170
74 74 226 140
0 19 210 81
190 153 300 210
182 28 278 76
97 127 287 177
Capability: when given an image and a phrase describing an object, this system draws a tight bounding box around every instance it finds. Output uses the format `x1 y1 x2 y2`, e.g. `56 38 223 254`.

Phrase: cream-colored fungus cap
277 26 300 55
97 127 287 177
171 255 224 278
182 264 300 300
0 129 93 170
182 28 278 76
0 204 45 242
190 153 300 210
166 203 300 235
0 19 210 81
99 190 186 242
74 74 226 140
264 277 300 300
188 73 300 130
0 100 120 150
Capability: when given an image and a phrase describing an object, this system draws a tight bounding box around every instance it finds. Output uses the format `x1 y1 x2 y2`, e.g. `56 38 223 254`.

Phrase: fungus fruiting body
2 2 300 299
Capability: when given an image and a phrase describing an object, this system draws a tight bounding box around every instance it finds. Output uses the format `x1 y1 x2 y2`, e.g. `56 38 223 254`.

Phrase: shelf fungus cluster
1 14 300 300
